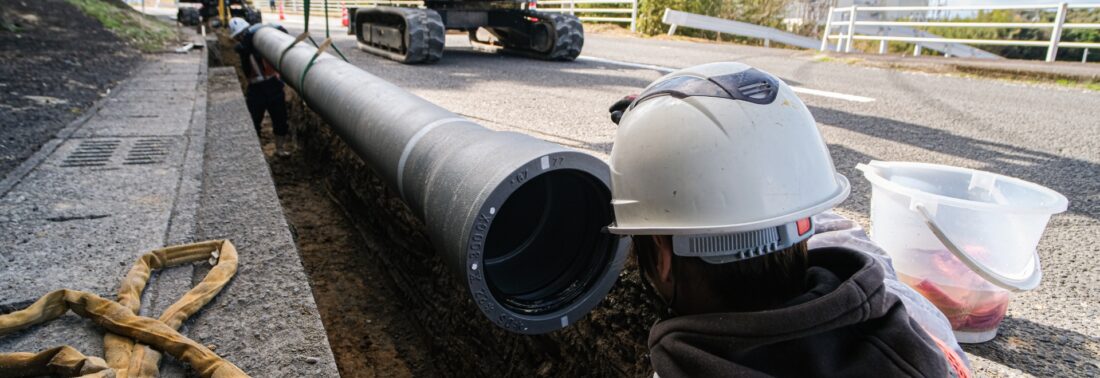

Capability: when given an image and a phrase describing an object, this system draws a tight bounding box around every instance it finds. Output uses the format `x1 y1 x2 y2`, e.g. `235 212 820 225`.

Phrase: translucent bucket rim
858 161 1068 215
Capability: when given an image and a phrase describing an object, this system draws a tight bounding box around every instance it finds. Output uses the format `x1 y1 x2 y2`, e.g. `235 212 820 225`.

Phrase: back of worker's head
631 235 809 313
606 62 850 314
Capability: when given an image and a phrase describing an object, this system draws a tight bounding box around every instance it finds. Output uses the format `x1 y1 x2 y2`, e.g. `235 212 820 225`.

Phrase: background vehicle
349 1 583 63
178 0 262 27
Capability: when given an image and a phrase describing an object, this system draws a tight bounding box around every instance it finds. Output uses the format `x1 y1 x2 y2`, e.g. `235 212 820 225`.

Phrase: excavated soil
261 125 438 377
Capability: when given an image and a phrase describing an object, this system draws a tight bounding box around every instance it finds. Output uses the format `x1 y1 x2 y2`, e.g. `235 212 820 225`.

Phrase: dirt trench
261 127 438 377
228 43 662 376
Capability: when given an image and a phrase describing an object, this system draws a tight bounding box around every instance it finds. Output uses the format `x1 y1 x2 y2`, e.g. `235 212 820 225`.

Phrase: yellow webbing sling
0 240 249 378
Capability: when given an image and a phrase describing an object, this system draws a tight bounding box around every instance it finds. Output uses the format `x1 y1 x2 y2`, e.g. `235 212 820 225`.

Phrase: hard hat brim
606 173 850 236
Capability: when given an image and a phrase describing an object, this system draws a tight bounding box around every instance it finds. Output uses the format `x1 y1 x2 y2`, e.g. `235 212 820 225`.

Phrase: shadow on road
810 106 1099 221
826 144 879 215
381 47 657 90
964 316 1100 376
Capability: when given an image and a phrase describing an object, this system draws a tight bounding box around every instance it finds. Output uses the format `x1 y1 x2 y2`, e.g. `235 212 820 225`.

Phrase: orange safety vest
248 55 279 84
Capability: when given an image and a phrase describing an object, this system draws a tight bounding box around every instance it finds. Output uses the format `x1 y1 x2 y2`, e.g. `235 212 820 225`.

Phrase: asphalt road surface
282 20 1099 376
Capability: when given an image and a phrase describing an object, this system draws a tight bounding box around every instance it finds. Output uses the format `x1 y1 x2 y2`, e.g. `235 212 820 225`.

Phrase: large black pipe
252 28 627 334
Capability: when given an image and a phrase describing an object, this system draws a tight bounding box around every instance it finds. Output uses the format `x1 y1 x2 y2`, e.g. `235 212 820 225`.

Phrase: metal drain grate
60 139 120 167
123 138 172 165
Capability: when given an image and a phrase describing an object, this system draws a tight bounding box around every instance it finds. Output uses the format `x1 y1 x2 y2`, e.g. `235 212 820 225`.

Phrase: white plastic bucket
857 161 1068 343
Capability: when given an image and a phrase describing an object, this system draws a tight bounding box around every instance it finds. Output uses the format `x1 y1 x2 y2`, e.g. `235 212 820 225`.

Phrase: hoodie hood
648 248 949 377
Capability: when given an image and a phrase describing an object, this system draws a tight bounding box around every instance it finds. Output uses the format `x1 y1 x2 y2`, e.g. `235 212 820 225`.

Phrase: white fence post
630 0 638 32
820 7 835 51
1046 2 1068 62
665 8 677 35
1085 48 1091 63
845 6 858 53
663 4 1100 61
568 0 574 15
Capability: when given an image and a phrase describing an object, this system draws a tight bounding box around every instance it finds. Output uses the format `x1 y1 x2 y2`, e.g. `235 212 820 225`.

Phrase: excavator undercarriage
349 1 583 64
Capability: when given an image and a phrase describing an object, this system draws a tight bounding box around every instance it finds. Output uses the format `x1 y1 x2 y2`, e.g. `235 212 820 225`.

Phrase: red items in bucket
898 247 1011 334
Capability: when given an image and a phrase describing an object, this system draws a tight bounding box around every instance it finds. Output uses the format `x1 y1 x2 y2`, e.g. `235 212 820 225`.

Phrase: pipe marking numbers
509 169 529 185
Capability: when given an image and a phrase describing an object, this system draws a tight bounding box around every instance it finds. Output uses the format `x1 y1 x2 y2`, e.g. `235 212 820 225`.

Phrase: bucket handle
911 203 1041 292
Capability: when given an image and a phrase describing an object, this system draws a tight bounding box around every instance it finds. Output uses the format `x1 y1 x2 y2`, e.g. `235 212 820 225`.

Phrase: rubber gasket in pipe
466 151 628 334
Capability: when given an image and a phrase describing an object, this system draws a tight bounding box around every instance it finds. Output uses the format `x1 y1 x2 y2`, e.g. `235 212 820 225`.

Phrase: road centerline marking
577 55 876 103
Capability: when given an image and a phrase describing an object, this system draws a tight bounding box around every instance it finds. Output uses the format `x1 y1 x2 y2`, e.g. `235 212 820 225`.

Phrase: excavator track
354 7 444 64
471 12 584 61
531 13 584 61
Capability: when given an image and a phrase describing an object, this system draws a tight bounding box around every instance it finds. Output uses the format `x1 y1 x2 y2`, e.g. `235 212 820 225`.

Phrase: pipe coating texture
252 28 627 334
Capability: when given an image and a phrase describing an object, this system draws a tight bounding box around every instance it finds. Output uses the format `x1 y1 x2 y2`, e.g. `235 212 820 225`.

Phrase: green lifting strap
303 0 310 32
299 38 334 99
301 0 349 62
278 31 311 71
323 0 350 61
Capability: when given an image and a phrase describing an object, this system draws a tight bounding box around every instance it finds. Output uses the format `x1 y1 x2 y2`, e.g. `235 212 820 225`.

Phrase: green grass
812 54 865 65
1055 78 1100 92
66 0 177 52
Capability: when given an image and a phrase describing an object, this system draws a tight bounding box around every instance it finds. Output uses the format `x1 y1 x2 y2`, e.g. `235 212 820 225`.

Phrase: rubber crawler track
356 7 444 64
540 13 584 61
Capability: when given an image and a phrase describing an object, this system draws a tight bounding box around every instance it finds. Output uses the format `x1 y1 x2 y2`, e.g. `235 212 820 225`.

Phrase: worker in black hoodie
606 62 971 377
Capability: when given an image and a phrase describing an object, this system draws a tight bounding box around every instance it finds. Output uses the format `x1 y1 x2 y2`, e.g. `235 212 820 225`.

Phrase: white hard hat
229 17 250 38
607 62 850 263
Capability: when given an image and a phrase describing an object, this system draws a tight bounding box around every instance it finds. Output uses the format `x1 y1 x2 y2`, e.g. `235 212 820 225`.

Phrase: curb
814 51 1100 83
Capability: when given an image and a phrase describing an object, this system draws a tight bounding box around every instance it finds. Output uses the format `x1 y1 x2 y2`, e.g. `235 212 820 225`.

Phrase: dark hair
632 235 809 312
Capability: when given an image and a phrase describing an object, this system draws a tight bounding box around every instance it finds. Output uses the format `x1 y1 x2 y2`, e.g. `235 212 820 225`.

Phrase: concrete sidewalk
0 43 339 376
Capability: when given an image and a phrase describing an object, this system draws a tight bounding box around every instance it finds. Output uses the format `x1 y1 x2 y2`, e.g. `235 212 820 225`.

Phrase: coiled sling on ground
0 240 249 378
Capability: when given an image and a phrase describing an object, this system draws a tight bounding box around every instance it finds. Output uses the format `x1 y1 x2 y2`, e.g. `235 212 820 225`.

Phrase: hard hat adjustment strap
671 219 814 264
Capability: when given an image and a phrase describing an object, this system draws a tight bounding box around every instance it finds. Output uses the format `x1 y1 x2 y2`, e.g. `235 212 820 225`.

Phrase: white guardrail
278 0 421 17
663 8 828 50
821 3 1100 62
661 8 998 58
275 0 638 31
537 0 638 31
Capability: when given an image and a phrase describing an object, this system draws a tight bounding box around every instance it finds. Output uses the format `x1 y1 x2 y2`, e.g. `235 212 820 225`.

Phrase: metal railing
278 0 423 18
820 3 1100 62
663 8 827 50
536 0 638 32
274 0 638 31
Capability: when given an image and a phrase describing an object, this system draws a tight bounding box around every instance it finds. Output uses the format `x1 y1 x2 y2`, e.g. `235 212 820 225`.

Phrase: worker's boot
275 134 293 158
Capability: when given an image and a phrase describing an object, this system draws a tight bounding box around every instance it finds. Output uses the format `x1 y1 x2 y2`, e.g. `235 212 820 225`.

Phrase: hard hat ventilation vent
737 81 773 101
681 228 780 261
710 68 780 105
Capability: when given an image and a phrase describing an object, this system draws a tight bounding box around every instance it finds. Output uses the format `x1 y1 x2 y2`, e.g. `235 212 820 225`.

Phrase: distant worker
229 18 292 157
269 0 276 12
606 62 971 377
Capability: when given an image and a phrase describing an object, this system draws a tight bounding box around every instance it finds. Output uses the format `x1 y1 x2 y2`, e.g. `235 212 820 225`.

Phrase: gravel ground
0 0 141 178
282 22 1099 377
